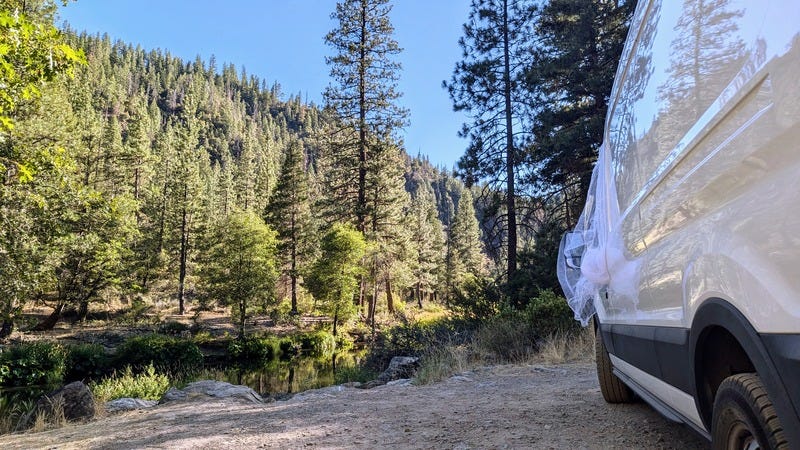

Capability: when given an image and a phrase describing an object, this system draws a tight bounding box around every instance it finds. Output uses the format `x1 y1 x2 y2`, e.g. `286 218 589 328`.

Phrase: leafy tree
199 211 278 339
323 0 408 233
49 189 138 324
306 224 366 337
265 139 315 315
445 0 537 285
0 0 84 336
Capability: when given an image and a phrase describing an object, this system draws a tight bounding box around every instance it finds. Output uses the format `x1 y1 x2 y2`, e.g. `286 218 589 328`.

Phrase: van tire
595 327 635 403
712 373 788 450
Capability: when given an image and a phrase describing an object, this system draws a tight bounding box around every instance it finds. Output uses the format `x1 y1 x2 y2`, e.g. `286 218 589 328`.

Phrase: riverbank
0 362 708 449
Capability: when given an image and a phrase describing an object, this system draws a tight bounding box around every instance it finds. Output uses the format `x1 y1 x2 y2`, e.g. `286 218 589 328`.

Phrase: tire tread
595 327 634 404
712 373 788 449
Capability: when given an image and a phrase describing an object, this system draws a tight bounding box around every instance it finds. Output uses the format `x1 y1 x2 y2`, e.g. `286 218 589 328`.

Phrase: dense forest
0 0 633 340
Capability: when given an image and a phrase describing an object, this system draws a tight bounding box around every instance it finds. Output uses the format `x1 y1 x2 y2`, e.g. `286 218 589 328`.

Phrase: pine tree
445 0 538 285
526 0 634 227
409 182 446 307
265 139 315 315
323 0 408 233
446 188 484 297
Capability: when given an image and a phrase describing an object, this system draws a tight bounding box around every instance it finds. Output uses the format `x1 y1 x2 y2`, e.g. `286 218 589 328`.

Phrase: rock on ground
160 380 263 404
33 381 95 422
105 398 158 413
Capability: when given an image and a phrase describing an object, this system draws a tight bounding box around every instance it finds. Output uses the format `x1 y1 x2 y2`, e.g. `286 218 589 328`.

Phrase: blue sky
58 0 472 169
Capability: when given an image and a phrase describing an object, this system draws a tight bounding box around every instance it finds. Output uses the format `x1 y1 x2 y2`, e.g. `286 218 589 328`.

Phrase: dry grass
414 345 472 385
533 327 595 365
414 326 596 385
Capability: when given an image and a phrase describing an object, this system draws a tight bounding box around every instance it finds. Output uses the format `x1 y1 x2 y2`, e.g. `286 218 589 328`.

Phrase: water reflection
195 351 364 397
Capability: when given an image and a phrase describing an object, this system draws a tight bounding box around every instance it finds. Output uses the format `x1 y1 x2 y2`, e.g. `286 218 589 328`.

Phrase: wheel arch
690 298 798 445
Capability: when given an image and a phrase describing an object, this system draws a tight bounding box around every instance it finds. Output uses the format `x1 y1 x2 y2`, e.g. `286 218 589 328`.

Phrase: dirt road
0 362 708 449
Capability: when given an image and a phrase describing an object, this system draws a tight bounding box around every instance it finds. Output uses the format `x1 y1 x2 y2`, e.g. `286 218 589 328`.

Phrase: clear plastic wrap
557 147 611 326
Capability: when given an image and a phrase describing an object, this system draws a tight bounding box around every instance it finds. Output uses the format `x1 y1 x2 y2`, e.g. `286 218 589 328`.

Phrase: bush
114 334 203 375
0 341 66 389
363 317 474 372
448 275 503 321
415 346 470 385
473 314 537 362
91 364 170 402
523 289 579 337
65 343 111 382
226 336 281 366
158 321 190 336
297 331 335 358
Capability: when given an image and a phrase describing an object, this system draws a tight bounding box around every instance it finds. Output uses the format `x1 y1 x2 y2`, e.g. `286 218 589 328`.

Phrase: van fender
689 298 800 446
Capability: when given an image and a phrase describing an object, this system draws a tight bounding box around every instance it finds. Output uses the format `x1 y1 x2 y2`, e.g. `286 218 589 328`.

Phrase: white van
557 1 800 448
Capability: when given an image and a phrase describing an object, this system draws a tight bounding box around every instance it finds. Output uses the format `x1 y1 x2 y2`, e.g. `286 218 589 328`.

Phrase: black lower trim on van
598 305 800 447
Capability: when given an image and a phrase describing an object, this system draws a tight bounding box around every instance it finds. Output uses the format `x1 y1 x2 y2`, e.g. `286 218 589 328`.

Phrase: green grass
91 364 171 402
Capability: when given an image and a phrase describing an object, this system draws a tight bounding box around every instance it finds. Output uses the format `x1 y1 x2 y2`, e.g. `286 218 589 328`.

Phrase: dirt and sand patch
0 361 708 449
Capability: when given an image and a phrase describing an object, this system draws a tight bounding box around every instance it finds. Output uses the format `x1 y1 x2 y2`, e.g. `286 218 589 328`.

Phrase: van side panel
603 0 800 333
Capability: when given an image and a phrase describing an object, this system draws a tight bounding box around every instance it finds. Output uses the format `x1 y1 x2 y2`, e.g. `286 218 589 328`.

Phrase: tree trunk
239 299 246 339
416 282 423 309
178 190 189 315
0 319 13 339
77 300 89 322
333 308 339 337
356 0 368 234
32 302 65 331
502 0 518 282
290 214 299 315
386 278 394 314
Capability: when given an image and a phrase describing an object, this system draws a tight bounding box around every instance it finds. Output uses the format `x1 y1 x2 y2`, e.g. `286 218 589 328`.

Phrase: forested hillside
0 1 485 338
1 0 635 338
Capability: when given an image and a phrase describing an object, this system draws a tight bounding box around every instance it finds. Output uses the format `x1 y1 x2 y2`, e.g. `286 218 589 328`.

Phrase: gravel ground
0 361 709 449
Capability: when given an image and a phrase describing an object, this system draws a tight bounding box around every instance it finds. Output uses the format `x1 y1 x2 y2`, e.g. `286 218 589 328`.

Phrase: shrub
523 289 579 337
333 364 378 385
448 275 503 321
473 314 537 362
415 345 470 385
363 317 474 372
279 337 299 359
0 341 66 389
91 364 170 402
158 321 190 336
65 343 111 382
113 334 203 375
297 331 335 358
226 336 280 366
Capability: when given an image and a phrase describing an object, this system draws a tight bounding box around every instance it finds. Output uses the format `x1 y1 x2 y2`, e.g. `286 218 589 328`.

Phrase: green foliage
0 341 66 389
227 335 281 367
297 331 336 358
364 317 474 372
199 211 279 338
113 334 203 375
448 274 504 322
0 0 85 133
306 223 366 335
522 289 579 337
64 343 110 382
91 364 170 403
333 364 378 385
473 313 538 362
265 139 315 315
